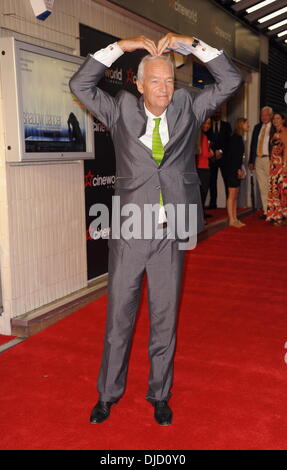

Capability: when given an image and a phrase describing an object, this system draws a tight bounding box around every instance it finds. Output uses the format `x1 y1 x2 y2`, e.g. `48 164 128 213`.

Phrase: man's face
202 118 211 132
272 113 284 128
136 58 174 116
260 108 272 124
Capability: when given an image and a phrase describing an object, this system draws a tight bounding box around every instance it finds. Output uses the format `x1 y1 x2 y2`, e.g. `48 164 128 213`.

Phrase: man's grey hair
137 54 175 82
261 106 273 114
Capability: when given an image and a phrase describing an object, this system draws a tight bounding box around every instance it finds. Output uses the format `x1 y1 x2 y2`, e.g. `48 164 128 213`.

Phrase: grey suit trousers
97 228 185 404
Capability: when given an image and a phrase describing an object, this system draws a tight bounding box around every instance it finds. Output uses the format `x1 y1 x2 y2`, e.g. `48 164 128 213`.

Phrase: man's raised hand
118 36 158 56
157 33 195 55
118 33 196 57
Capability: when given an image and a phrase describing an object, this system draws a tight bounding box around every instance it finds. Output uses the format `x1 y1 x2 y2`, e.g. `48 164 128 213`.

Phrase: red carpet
0 335 16 346
205 207 247 223
0 212 287 450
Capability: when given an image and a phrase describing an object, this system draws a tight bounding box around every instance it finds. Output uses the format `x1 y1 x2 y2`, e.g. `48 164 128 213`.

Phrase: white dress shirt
91 39 222 224
213 120 221 133
139 105 169 149
257 122 271 156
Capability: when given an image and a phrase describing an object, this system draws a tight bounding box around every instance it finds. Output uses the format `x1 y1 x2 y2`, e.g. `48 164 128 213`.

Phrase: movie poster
20 49 87 153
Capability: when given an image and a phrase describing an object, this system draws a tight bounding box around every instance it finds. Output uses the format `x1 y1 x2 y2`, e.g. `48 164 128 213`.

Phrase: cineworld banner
80 24 146 280
107 0 260 69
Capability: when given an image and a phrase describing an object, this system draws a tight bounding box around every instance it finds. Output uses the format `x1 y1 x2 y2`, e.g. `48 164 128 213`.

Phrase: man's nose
159 81 167 93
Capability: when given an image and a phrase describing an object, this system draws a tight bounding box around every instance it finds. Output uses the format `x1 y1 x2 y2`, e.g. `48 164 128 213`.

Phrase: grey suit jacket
70 52 243 239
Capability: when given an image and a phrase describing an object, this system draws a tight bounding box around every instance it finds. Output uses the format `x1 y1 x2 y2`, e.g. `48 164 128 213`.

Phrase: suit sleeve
248 124 259 165
191 52 243 125
69 55 120 130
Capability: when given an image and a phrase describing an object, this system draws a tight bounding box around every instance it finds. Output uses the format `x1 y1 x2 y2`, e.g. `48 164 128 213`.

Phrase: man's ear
136 79 144 95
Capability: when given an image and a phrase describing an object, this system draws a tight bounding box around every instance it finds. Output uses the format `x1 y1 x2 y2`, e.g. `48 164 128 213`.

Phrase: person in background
266 112 287 226
226 118 249 227
67 112 84 145
208 108 232 209
196 118 214 221
248 106 274 219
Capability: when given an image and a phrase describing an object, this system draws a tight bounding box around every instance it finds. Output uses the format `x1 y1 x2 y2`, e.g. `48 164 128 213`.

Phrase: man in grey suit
70 33 242 425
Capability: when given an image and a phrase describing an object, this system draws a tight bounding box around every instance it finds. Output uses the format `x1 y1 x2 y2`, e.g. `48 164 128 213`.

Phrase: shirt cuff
188 39 223 63
91 42 124 67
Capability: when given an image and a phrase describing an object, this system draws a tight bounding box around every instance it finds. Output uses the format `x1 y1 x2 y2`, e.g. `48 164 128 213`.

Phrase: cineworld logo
85 171 115 188
93 174 116 187
104 67 123 84
212 22 232 43
126 67 137 85
168 0 198 24
93 119 109 134
87 226 111 241
104 67 137 87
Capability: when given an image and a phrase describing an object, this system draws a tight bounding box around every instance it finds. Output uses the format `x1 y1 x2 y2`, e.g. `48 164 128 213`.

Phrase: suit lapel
130 96 160 167
135 96 148 139
162 98 188 165
256 123 262 139
133 96 157 162
166 97 179 139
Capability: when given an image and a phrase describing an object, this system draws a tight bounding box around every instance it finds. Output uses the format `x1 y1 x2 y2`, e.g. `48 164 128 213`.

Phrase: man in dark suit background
248 106 274 218
208 108 232 208
70 33 242 426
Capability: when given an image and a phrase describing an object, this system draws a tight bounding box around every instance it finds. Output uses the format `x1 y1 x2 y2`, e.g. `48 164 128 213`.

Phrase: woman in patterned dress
266 112 287 226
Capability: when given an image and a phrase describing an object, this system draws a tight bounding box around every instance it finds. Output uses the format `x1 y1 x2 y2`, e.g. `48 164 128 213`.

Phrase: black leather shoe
90 401 113 424
153 400 172 426
259 214 266 220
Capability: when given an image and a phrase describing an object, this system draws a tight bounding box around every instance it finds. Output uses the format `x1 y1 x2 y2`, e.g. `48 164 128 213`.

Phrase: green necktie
152 118 164 206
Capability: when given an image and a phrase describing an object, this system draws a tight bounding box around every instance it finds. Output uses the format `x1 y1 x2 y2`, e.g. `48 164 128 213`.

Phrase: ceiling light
278 30 287 37
258 6 287 23
268 18 287 30
246 0 276 14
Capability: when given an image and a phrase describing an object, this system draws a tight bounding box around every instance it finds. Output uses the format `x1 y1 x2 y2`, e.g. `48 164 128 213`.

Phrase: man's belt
257 154 269 158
